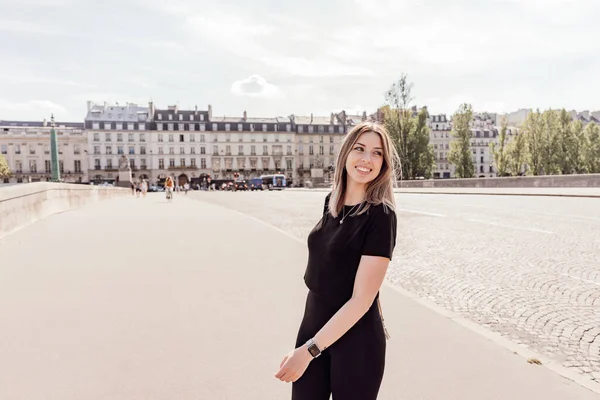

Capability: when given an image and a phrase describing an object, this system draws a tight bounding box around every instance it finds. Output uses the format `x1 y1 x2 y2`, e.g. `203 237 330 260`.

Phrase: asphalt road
189 190 600 383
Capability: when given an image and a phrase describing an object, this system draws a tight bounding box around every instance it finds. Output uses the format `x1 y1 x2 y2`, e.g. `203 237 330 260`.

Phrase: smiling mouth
355 166 371 175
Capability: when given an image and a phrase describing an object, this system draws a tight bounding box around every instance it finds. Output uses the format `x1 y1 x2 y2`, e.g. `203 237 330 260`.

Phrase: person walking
141 179 148 198
164 176 174 202
274 122 399 400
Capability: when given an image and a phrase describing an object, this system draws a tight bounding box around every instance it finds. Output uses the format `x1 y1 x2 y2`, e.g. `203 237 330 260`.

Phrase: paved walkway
0 194 599 399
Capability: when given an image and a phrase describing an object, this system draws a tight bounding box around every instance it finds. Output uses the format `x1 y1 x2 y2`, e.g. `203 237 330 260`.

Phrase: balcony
168 166 198 170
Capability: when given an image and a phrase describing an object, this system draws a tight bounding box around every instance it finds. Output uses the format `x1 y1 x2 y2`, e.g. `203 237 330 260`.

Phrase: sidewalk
0 195 598 399
290 186 600 198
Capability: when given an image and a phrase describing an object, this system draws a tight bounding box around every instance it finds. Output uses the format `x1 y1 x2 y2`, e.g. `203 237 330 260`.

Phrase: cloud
0 99 68 120
230 75 282 98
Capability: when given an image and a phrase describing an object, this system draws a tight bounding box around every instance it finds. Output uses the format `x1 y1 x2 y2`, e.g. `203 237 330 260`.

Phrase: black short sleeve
362 205 397 260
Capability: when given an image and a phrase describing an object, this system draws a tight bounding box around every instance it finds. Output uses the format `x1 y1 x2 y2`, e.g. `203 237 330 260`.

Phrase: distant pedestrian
275 122 398 400
184 182 189 195
130 181 135 196
141 180 148 198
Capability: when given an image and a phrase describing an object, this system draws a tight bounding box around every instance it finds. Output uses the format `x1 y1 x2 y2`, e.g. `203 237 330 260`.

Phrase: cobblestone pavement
189 190 600 383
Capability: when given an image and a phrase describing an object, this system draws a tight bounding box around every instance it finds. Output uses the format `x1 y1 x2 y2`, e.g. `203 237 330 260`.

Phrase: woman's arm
312 255 389 351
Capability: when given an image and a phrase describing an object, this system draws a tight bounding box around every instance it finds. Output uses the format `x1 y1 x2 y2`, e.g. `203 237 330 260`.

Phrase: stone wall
0 183 129 238
397 174 600 188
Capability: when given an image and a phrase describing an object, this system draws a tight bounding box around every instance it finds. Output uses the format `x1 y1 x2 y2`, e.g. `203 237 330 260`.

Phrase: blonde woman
275 122 399 400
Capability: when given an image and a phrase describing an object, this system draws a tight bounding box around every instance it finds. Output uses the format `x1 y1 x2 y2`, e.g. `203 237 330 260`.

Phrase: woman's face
344 131 384 186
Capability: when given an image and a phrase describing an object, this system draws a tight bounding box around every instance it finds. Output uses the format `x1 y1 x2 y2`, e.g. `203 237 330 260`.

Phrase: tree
448 103 475 178
583 122 600 173
567 119 587 174
0 154 10 180
522 110 545 175
489 118 509 176
383 74 435 180
506 130 526 176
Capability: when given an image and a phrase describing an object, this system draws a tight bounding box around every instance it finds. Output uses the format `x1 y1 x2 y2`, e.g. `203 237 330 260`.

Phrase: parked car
249 177 263 191
233 180 248 191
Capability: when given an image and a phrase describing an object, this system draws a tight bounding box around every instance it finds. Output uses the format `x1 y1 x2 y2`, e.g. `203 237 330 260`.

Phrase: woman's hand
274 345 313 383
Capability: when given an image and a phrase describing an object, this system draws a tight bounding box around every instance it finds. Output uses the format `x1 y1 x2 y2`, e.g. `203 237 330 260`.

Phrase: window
59 161 64 174
190 134 195 142
140 146 146 155
226 134 231 142
129 146 135 155
201 114 205 121
262 124 267 132
286 124 291 132
212 123 218 131
159 159 165 169
140 159 147 169
169 134 174 142
180 147 185 154
480 156 484 163
46 160 52 173
15 160 22 173
179 114 183 121
179 123 184 131
200 124 206 132
330 145 334 155
104 123 111 130
225 123 230 131
201 158 206 168
309 145 314 155
238 145 243 155
169 158 175 167
490 166 493 173
128 123 134 130
116 133 123 142
180 158 186 167
92 122 100 130
179 134 185 142
94 146 100 155
190 115 194 121
74 145 81 155
158 134 163 142
158 147 164 155
106 146 112 155
168 114 172 121
93 132 99 141
191 147 196 154
238 124 243 131
74 160 82 173
263 145 268 155
298 126 304 133
287 145 292 155
189 124 195 131
116 123 123 130
29 160 37 173
319 145 324 155
226 145 231 155
286 159 292 170
0 144 7 154
308 126 314 133
200 147 205 155
29 145 35 155
140 133 146 142
158 114 162 120
117 146 124 155
200 134 205 142
105 133 111 141
339 126 344 133
318 126 324 133
263 134 267 142
191 158 196 167
251 145 256 155
169 147 174 154
128 133 134 142
213 145 218 155
139 123 145 131
168 124 174 131
480 165 484 173
158 123 163 131
130 159 135 169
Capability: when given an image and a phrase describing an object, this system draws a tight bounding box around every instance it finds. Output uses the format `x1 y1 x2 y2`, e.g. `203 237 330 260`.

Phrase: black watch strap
306 338 322 358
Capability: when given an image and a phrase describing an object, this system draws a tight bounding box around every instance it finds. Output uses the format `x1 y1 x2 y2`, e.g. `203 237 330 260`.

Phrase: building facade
428 114 452 179
0 120 88 184
84 102 152 184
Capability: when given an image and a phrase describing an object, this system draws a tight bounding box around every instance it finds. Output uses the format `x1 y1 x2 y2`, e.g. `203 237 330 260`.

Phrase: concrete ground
0 193 599 399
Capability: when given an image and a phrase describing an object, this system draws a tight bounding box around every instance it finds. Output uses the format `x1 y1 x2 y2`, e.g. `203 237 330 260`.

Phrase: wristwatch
305 338 322 358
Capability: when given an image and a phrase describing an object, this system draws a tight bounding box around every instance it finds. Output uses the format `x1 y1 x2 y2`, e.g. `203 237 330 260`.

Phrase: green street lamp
50 114 61 182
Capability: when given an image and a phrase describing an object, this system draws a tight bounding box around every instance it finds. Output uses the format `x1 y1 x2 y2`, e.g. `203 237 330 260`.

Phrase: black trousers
292 291 386 400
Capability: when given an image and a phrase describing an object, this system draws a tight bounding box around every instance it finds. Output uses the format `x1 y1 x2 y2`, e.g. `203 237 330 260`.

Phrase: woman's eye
374 151 383 156
354 147 364 151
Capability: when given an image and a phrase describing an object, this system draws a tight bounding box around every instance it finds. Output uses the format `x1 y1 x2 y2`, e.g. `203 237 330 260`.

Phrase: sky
1 0 599 121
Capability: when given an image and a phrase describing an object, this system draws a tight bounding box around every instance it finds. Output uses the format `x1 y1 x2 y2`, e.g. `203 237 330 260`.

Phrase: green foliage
0 154 10 179
489 118 509 176
383 74 435 179
448 104 475 178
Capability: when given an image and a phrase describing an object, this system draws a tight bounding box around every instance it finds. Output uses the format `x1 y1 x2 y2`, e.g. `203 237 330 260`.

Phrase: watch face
308 344 320 357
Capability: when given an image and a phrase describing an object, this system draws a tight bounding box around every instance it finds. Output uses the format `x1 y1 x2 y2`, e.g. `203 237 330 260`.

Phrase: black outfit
292 193 397 400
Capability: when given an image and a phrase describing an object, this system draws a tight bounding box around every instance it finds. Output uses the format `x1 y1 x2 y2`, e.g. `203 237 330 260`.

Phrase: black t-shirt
304 193 398 309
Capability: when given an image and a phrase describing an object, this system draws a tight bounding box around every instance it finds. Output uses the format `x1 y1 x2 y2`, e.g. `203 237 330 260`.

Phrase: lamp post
50 114 61 182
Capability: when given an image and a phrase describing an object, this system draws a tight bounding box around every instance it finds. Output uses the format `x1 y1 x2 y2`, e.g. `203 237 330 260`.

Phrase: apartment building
0 119 88 183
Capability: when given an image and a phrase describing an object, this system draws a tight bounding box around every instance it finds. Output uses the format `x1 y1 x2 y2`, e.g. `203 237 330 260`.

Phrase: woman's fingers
279 356 288 368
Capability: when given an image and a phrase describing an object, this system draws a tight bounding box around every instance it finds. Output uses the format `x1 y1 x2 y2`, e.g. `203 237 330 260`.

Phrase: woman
275 122 399 400
164 176 174 201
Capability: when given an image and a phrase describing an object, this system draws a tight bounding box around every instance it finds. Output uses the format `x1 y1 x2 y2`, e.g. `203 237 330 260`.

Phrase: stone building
0 120 88 184
84 102 152 185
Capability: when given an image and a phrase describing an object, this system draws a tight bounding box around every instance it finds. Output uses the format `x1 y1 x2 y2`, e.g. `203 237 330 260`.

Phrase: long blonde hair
328 122 399 218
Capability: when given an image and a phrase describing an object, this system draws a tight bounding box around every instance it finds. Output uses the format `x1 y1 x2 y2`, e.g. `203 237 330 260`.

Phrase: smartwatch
305 338 322 358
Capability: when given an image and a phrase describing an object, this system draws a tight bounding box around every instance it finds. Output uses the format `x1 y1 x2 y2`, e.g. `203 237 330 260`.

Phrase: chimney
195 105 198 113
310 113 313 123
330 112 334 124
362 111 367 121
243 110 247 121
208 104 213 120
341 110 347 124
87 101 92 111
